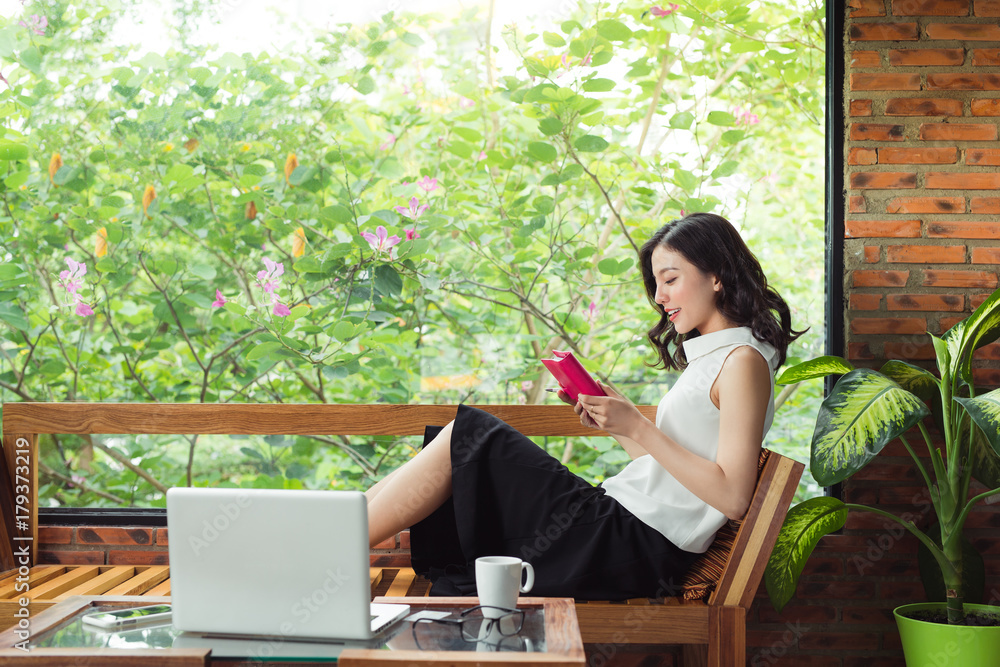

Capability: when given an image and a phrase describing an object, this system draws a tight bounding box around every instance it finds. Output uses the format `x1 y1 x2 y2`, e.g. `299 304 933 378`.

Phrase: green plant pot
894 602 1000 667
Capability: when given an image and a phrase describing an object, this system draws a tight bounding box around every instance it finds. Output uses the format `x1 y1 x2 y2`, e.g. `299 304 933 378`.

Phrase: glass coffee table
0 595 585 665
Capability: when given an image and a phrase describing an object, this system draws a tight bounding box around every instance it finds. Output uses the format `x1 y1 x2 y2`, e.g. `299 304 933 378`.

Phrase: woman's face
650 245 732 335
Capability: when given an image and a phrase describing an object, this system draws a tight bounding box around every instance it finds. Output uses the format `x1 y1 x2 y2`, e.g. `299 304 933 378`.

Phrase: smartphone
82 604 172 629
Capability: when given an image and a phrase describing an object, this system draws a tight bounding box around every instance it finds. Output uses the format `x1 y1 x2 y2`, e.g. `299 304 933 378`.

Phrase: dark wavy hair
639 212 806 370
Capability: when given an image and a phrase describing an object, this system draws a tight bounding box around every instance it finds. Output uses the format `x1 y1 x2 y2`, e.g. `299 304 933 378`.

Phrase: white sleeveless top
600 327 779 553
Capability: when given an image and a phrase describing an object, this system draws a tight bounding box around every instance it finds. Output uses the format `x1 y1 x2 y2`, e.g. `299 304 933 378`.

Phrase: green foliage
766 287 1000 624
0 0 825 507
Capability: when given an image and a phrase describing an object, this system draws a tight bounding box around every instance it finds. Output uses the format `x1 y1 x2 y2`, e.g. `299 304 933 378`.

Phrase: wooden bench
0 402 803 666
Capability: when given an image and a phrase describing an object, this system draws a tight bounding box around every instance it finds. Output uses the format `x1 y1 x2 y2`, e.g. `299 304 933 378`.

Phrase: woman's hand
553 387 602 430
576 383 644 438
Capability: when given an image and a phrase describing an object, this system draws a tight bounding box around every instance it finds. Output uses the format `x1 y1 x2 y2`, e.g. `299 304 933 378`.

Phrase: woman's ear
712 275 722 292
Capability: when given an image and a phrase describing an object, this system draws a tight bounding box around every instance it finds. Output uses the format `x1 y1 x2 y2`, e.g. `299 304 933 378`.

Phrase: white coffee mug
475 556 534 613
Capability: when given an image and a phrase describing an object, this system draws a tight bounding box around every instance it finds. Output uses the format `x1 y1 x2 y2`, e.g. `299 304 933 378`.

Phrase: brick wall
743 1 1000 665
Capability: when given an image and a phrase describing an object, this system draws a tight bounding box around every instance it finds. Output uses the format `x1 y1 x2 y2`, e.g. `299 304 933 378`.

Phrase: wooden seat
0 402 803 666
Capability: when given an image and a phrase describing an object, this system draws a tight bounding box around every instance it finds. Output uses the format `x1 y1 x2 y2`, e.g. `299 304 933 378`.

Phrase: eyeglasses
411 605 526 650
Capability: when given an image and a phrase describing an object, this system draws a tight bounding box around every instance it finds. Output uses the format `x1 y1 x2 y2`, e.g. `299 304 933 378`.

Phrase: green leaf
596 19 632 41
880 360 939 403
321 204 354 225
669 112 694 130
765 497 847 612
956 388 1000 457
189 264 216 281
711 160 739 179
0 302 29 331
707 111 736 126
949 287 1000 384
0 142 28 161
527 141 558 162
538 117 563 136
574 135 608 152
582 78 615 92
356 76 376 95
289 165 319 186
673 168 699 193
776 356 855 385
811 369 930 486
247 341 282 361
373 264 402 296
542 31 566 47
331 321 355 342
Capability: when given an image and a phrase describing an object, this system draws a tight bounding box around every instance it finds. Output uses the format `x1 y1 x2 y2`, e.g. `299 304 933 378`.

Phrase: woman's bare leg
366 420 454 548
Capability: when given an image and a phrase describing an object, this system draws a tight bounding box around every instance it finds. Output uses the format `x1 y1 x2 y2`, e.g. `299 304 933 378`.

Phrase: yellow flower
240 143 251 152
292 227 306 257
284 153 299 186
95 227 108 258
48 153 63 185
162 142 174 152
142 185 156 218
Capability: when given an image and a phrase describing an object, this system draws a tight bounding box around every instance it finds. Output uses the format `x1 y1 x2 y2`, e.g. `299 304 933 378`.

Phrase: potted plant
764 287 1000 666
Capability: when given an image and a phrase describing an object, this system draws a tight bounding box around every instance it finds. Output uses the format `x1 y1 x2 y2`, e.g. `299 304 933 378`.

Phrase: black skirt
409 404 701 601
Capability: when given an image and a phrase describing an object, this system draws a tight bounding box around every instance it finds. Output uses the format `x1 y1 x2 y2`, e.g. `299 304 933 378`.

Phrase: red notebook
541 351 606 402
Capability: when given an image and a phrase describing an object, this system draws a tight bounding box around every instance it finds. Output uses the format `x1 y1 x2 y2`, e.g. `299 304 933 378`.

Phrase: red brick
971 197 1000 213
757 604 839 624
851 99 874 116
884 97 963 116
888 48 965 65
370 553 412 568
967 148 1000 165
972 247 1000 263
77 527 154 545
939 315 964 329
880 581 932 600
971 99 1000 115
974 342 1000 359
849 172 917 189
927 73 1000 90
842 606 901 625
850 123 907 141
852 269 910 287
798 581 876 600
971 48 1000 65
884 341 936 358
923 269 998 287
892 0 970 14
850 317 927 335
852 50 882 67
849 147 878 165
925 172 1000 189
879 147 958 164
886 196 965 213
848 341 876 360
373 535 397 550
108 550 169 565
156 528 168 546
973 368 1000 387
887 294 965 311
976 0 1000 16
845 219 921 237
887 244 966 262
38 526 73 545
864 245 881 263
919 123 998 141
399 530 411 549
850 195 868 213
850 23 920 41
850 0 888 16
928 221 1000 238
851 294 883 310
926 22 1000 39
38 550 105 565
851 73 921 91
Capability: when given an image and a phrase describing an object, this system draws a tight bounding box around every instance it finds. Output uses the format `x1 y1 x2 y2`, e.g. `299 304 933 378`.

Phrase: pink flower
733 107 760 126
402 84 411 95
581 53 592 66
379 134 396 151
521 380 534 392
586 300 598 322
256 257 284 294
59 258 87 295
460 98 474 108
273 302 291 317
650 4 679 17
74 302 94 317
0 71 8 88
19 14 47 35
405 228 420 241
416 176 438 192
361 225 402 256
212 289 227 308
476 151 487 161
394 196 429 221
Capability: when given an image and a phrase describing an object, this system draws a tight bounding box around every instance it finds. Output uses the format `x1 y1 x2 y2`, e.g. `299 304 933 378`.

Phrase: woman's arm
578 346 771 520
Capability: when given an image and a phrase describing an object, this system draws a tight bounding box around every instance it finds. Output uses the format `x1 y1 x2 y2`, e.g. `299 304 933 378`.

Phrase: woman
365 212 804 600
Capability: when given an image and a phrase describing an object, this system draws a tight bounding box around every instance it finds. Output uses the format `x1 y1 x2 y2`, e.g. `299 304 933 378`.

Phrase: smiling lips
667 308 680 321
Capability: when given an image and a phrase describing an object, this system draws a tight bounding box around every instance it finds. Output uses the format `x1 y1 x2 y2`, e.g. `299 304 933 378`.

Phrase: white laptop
166 488 409 641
